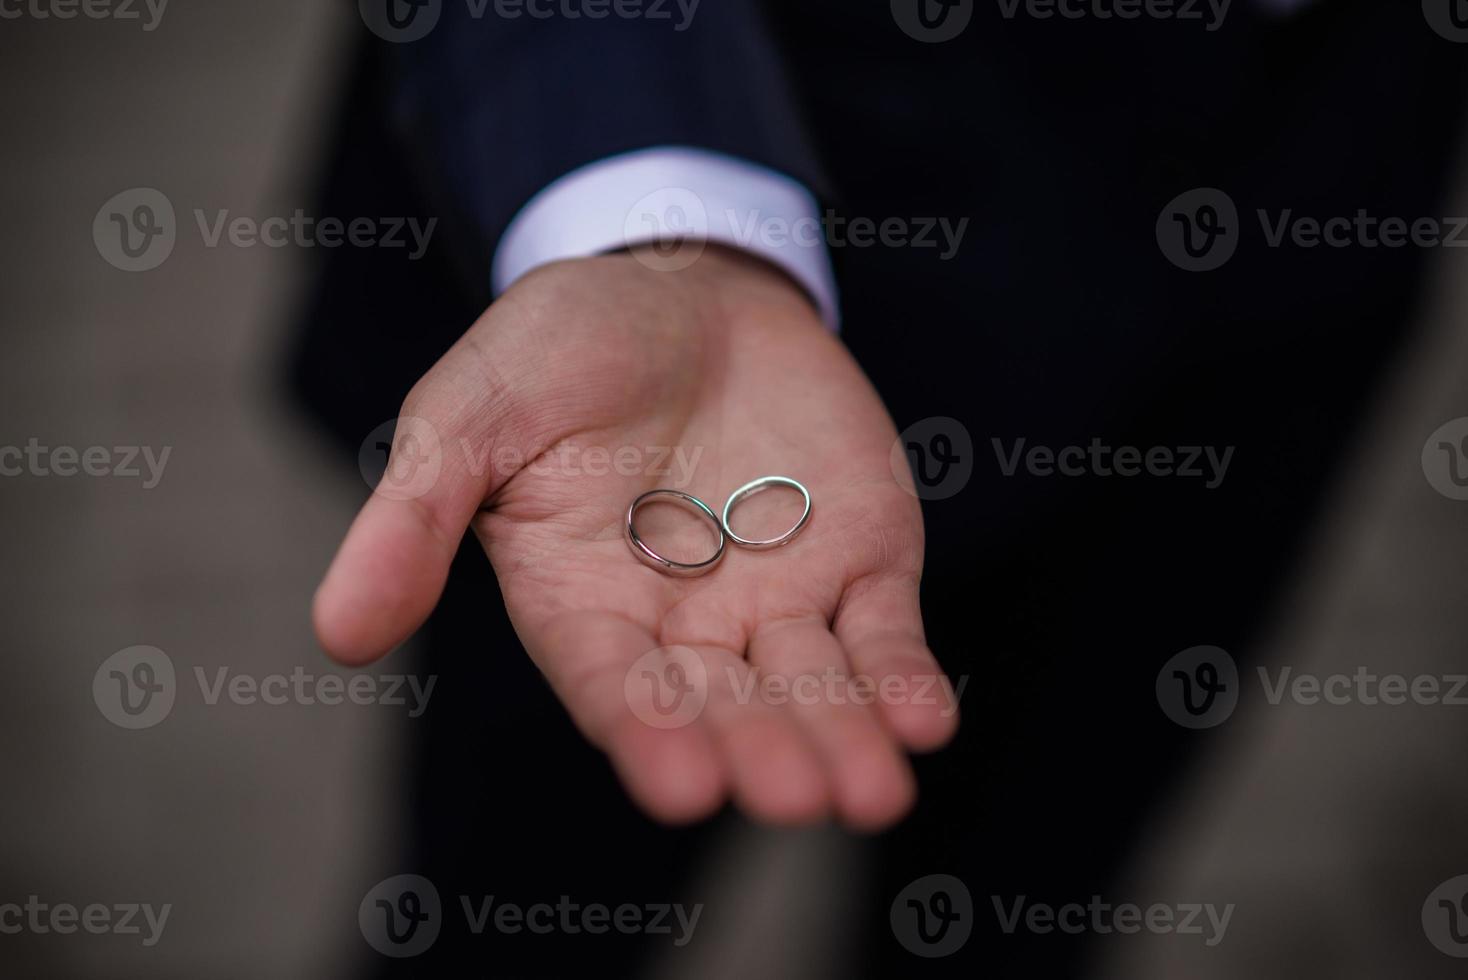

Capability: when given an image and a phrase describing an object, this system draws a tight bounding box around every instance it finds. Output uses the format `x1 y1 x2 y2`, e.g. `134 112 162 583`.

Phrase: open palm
315 247 957 829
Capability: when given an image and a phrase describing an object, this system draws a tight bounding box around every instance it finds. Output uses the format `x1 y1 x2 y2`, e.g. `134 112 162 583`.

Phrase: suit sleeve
368 0 829 284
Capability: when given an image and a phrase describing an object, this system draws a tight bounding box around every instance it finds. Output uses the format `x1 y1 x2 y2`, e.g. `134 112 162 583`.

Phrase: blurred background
5 2 1468 977
3 4 389 976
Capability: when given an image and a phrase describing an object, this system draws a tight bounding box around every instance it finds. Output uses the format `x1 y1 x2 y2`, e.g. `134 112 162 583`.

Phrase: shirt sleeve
492 146 840 329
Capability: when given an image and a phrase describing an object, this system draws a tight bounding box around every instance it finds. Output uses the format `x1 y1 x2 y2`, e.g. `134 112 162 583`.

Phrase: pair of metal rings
624 476 812 577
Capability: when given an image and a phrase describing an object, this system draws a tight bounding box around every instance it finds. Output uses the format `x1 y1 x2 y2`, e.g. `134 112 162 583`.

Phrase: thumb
312 328 539 666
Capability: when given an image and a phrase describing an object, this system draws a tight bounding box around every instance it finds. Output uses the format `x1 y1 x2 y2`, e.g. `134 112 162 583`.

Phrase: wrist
653 243 828 327
500 244 831 350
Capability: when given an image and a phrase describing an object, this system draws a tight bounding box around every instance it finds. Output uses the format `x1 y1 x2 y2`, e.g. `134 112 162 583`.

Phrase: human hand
314 246 958 829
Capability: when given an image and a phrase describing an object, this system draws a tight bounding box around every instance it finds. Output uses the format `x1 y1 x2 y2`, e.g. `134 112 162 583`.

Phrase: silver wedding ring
721 476 812 550
624 489 726 577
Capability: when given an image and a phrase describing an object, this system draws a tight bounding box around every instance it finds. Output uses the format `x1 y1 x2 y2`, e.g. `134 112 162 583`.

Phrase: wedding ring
625 489 726 576
721 476 812 550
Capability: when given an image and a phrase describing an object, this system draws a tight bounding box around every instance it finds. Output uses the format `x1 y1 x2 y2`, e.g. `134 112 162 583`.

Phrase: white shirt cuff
492 146 840 330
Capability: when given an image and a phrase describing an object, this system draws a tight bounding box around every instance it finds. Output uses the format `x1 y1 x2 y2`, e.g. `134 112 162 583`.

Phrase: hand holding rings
624 476 812 576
